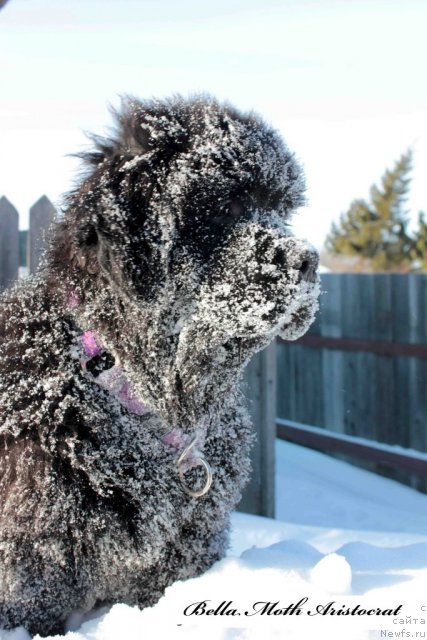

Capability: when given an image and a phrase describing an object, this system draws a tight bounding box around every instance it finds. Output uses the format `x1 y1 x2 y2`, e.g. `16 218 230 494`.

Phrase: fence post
0 196 19 292
28 196 56 274
239 342 277 517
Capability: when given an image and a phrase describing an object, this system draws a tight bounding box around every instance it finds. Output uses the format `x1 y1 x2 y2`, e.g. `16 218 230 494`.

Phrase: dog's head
50 95 319 426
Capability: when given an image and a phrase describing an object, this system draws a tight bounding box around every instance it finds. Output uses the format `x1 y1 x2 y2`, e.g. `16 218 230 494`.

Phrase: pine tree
410 212 427 270
325 150 414 271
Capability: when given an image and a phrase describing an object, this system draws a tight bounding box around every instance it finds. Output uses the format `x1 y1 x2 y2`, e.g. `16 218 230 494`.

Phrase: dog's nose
272 239 319 283
294 248 319 283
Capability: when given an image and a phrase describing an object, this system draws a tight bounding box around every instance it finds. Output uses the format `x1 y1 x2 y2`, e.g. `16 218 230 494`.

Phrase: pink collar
70 292 213 498
80 329 148 416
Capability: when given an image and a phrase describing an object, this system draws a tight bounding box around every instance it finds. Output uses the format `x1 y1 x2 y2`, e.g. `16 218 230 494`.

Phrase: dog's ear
122 96 190 156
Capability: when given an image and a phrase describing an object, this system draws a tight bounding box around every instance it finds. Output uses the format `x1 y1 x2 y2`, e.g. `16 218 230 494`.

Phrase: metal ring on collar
177 436 213 498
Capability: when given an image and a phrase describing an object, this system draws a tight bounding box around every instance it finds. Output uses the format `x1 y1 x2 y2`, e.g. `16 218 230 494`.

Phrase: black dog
0 95 319 635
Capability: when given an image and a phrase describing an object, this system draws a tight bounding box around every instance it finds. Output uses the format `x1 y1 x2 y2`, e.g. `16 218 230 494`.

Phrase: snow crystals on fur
0 95 319 636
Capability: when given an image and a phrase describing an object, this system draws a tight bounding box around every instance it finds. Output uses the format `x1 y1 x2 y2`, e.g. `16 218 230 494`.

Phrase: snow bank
2 441 427 640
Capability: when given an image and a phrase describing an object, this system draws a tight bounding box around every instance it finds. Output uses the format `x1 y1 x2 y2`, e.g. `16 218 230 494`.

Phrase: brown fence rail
277 418 427 476
288 334 427 359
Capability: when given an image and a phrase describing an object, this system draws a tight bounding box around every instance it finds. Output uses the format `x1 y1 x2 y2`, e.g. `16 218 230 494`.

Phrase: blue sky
1 0 426 248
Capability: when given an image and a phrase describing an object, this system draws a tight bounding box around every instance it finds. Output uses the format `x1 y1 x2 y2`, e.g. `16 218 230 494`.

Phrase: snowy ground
3 441 427 640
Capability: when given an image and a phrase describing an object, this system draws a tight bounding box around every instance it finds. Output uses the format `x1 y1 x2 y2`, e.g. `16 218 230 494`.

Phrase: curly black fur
0 95 319 636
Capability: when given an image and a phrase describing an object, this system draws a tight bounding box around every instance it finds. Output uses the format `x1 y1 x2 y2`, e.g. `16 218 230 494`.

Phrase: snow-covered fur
0 95 319 636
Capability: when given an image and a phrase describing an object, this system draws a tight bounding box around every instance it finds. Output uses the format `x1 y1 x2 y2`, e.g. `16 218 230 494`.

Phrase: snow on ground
3 441 427 640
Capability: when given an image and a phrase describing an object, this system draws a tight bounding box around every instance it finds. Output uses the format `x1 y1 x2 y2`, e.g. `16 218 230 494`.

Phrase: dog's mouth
277 299 319 341
221 334 262 362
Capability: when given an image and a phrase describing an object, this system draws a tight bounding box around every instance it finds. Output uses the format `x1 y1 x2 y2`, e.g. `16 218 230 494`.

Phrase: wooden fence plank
373 275 394 447
320 274 343 432
408 275 427 491
240 343 276 517
277 341 291 420
28 195 56 274
0 196 19 291
391 275 411 453
341 274 361 437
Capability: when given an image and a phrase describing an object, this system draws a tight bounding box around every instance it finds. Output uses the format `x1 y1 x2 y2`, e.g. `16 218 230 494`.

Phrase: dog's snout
295 249 319 283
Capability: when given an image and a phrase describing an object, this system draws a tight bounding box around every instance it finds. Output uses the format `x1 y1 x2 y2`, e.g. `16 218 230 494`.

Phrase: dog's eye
83 226 99 247
229 200 244 218
211 200 244 226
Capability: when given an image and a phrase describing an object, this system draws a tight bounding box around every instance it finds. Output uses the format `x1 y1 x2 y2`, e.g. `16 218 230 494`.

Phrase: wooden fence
278 273 427 491
0 195 56 290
